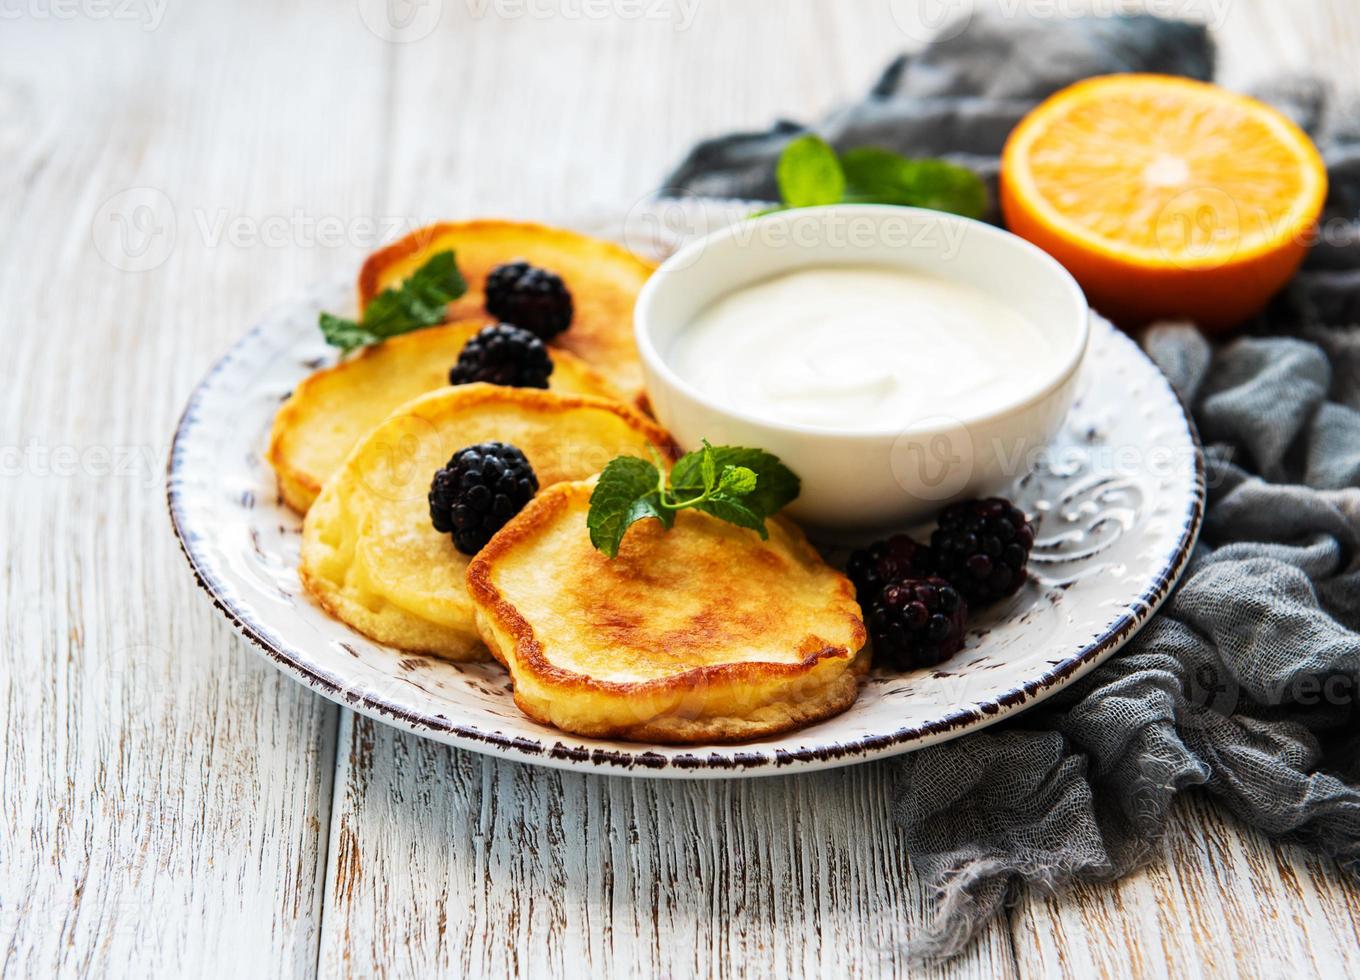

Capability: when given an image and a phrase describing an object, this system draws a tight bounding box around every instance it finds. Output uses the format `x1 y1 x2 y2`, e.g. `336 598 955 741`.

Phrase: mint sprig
587 442 800 558
319 250 467 354
764 134 987 220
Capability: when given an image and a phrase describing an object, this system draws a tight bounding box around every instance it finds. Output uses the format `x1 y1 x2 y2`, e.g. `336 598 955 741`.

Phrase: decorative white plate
168 206 1204 778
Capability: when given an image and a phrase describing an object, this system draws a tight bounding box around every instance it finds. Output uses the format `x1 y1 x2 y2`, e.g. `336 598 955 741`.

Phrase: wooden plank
318 715 1018 979
0 2 387 974
1011 795 1360 980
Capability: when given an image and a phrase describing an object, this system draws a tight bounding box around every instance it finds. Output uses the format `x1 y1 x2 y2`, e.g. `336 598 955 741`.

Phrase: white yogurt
666 265 1055 430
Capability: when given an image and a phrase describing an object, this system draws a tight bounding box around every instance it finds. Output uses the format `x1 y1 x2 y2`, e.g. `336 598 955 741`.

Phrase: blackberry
428 442 538 555
484 260 573 340
845 534 934 606
448 323 553 389
867 576 967 670
931 497 1035 604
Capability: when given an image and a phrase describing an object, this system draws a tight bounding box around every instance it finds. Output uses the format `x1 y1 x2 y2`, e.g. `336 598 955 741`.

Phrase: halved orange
1001 74 1328 331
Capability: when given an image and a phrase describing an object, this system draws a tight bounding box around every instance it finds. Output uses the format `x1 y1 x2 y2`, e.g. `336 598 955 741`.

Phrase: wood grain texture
317 714 1017 980
0 3 374 975
1012 794 1360 979
2 0 1357 977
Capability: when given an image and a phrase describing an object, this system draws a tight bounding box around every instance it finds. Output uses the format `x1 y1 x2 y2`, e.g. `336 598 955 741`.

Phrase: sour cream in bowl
634 205 1089 530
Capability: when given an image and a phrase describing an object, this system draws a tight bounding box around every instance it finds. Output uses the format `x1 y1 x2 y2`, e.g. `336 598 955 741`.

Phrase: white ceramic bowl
634 204 1090 530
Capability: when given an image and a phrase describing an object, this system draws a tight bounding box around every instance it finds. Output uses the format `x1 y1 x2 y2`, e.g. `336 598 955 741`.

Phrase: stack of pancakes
269 221 867 743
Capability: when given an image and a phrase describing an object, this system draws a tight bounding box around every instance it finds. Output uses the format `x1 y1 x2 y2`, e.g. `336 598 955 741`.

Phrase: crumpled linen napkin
663 13 1360 959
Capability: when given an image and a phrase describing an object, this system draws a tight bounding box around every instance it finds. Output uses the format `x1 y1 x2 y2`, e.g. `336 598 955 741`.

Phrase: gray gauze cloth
664 14 1360 960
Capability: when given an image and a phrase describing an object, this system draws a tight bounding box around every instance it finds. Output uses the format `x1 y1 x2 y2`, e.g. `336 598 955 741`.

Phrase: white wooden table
4 1 1358 975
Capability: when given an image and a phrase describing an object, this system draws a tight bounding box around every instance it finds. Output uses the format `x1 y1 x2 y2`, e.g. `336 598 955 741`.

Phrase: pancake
299 386 675 661
358 220 653 399
267 319 621 512
466 480 869 742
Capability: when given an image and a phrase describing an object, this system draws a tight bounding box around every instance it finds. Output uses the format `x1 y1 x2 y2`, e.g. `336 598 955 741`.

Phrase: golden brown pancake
267 320 621 512
299 386 675 661
466 480 869 742
358 220 653 399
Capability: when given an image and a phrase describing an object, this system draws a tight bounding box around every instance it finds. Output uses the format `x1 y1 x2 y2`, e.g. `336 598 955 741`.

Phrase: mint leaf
668 449 710 495
587 444 800 557
841 147 987 219
363 251 466 337
699 443 717 493
717 465 757 496
319 250 467 353
626 493 675 531
587 455 664 558
840 147 919 201
697 494 768 539
318 313 378 353
776 134 845 209
762 141 987 220
897 159 987 219
673 446 799 518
